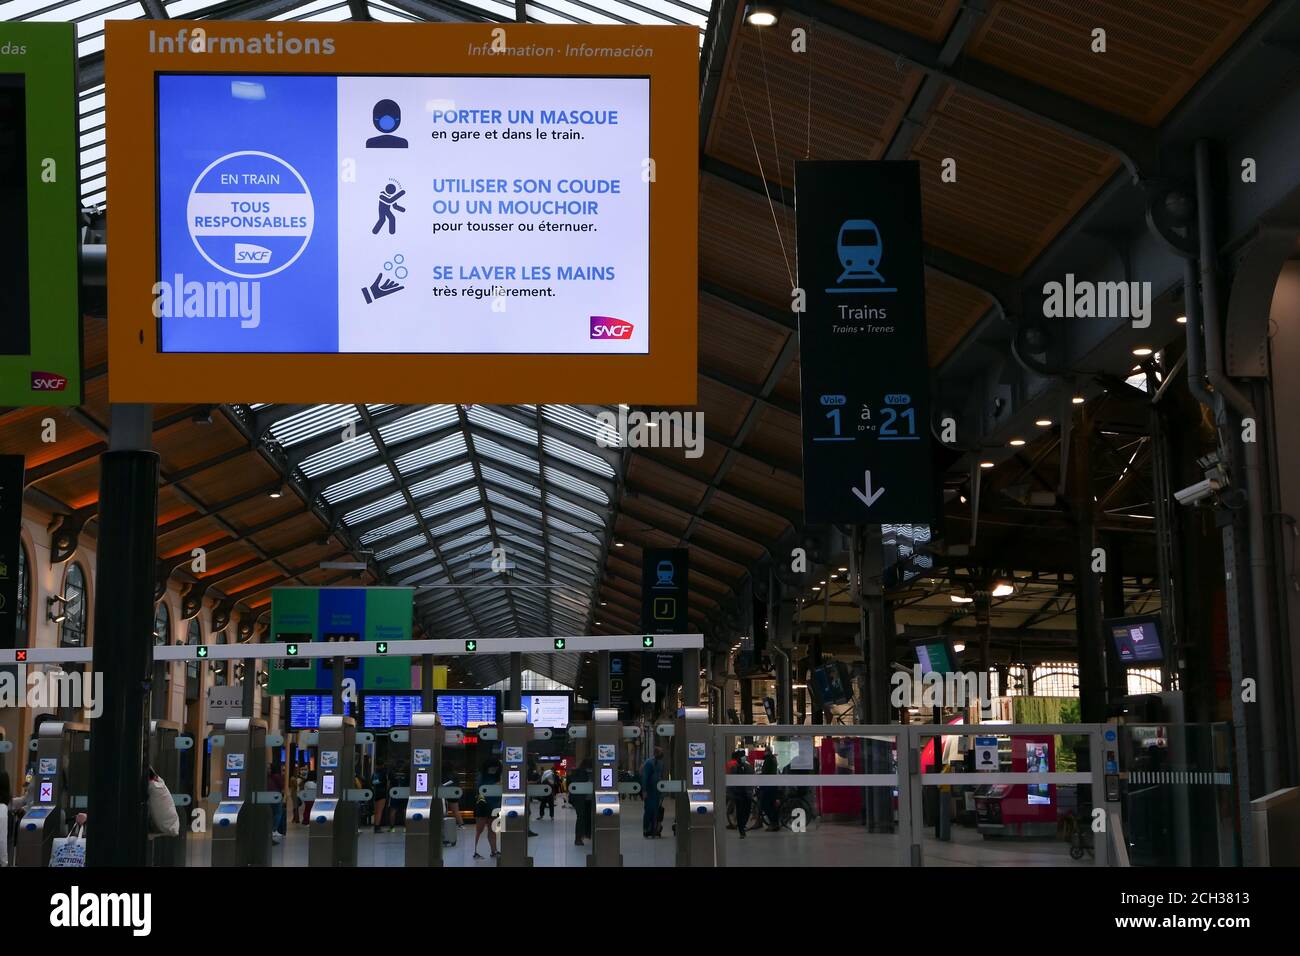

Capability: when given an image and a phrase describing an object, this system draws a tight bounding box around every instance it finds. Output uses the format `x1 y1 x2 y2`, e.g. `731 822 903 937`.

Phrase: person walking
759 751 780 830
641 747 665 837
569 758 593 846
727 749 754 838
473 753 503 860
538 765 557 820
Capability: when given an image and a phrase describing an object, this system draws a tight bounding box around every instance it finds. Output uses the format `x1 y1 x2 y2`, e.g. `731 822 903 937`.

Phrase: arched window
59 562 88 648
15 543 31 648
186 616 202 696
153 601 172 717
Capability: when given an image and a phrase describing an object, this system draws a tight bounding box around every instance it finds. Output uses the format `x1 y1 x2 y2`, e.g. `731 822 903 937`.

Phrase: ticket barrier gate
480 711 551 868
211 718 279 867
304 715 371 867
656 707 716 867
389 714 465 867
16 721 90 867
568 709 641 867
148 720 194 867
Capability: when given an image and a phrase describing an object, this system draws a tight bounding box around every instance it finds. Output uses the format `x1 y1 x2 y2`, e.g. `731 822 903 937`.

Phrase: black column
1072 407 1108 723
87 438 160 866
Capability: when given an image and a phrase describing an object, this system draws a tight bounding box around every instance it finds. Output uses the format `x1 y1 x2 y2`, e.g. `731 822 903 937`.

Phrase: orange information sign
106 21 697 403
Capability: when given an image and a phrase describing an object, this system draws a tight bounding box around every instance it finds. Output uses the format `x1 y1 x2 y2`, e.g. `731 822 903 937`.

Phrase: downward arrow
851 470 885 508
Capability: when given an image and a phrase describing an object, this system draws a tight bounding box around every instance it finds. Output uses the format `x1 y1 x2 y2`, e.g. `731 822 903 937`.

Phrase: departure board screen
285 692 351 730
361 692 423 730
433 692 498 728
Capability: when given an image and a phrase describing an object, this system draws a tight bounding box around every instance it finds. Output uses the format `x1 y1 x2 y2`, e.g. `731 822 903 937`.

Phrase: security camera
1174 476 1220 506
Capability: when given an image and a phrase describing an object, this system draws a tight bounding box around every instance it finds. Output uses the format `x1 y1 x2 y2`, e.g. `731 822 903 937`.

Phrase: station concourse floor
182 799 1089 867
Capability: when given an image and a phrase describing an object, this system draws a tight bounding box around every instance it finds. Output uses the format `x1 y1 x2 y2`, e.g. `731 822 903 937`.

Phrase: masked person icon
366 99 408 148
372 183 407 235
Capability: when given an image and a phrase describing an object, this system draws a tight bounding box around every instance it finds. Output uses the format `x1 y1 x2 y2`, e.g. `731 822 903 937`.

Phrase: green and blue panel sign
268 586 413 694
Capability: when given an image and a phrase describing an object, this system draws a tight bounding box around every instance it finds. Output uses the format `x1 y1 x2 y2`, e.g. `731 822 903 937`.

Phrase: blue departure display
434 693 497 728
362 693 423 730
287 693 350 730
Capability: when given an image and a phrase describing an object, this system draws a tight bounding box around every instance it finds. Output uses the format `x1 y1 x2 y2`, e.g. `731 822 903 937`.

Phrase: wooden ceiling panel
179 453 280 503
157 518 229 560
154 417 248 474
831 0 964 42
739 403 802 473
723 454 803 514
219 494 302 534
639 441 725 482
690 522 765 565
31 457 102 511
708 20 921 184
247 511 325 553
700 175 794 311
699 293 788 390
925 268 994 364
624 456 707 513
84 314 108 371
706 489 792 542
621 493 692 538
773 358 801 406
911 87 1120 274
966 0 1273 126
696 375 754 438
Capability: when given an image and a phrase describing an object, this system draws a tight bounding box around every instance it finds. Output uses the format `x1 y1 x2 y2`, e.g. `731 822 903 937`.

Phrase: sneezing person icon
372 183 406 235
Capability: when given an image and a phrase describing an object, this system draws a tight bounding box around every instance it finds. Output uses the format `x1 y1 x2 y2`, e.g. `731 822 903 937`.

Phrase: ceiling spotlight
1176 314 1188 324
991 581 1015 598
952 642 966 653
614 541 624 548
1009 438 1026 447
1132 346 1154 357
812 586 821 591
745 3 778 26
949 593 974 604
959 494 967 504
838 566 848 572
1071 396 1086 405
979 461 995 469
268 484 284 499
1035 418 1053 427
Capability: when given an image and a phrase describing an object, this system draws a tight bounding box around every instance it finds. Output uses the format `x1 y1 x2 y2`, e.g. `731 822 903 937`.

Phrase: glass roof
235 403 623 684
1 0 711 209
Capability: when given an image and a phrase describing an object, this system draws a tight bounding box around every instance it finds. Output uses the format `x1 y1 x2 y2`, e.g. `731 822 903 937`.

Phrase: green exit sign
196 645 208 658
465 640 478 652
642 635 655 648
376 642 389 654
554 638 566 650
286 643 299 656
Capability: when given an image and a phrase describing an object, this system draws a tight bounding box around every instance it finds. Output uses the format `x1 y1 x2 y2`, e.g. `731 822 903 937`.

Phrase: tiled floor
182 799 1090 867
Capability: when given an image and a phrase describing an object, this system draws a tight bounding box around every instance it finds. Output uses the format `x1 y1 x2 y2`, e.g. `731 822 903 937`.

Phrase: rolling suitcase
442 813 459 847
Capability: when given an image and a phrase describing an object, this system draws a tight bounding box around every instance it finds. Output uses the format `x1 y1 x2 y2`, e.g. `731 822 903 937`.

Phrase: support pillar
87 404 159 867
421 654 434 710
681 648 700 707
508 651 522 711
597 650 611 709
1072 407 1109 723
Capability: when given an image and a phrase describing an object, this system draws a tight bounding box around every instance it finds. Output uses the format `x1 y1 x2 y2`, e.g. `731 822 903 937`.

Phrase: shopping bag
50 824 86 868
147 776 180 837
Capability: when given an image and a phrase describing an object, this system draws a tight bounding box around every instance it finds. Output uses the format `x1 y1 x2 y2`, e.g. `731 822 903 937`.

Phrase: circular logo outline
186 149 315 280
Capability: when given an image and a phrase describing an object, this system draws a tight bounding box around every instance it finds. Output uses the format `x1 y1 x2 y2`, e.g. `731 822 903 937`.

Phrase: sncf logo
234 243 272 265
31 372 67 392
590 316 633 340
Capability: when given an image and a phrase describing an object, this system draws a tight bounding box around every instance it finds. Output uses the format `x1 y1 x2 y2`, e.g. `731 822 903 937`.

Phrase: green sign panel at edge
0 23 82 406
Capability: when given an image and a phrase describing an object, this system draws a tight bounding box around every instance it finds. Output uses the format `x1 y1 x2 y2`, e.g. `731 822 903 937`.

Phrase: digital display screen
154 74 650 356
600 768 613 789
687 742 706 760
285 692 351 730
322 773 336 796
915 641 954 673
320 750 338 769
1026 742 1051 806
1109 617 1164 664
39 758 57 775
226 753 245 771
39 781 53 803
0 75 30 356
433 692 498 728
507 769 521 791
361 693 423 729
415 771 429 794
413 748 432 766
597 743 615 762
227 776 241 799
522 693 571 728
691 765 704 787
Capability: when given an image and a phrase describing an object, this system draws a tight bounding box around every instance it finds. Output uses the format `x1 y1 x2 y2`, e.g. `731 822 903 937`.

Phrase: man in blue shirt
641 747 665 837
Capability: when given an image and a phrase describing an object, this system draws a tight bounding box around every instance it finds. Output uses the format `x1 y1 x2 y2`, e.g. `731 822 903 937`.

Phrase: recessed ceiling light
1176 314 1188 324
979 461 995 469
745 3 778 26
1132 346 1153 356
1072 396 1086 405
1009 438 1026 447
949 593 974 604
614 541 624 548
952 642 966 653
991 582 1015 597
1035 418 1052 427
